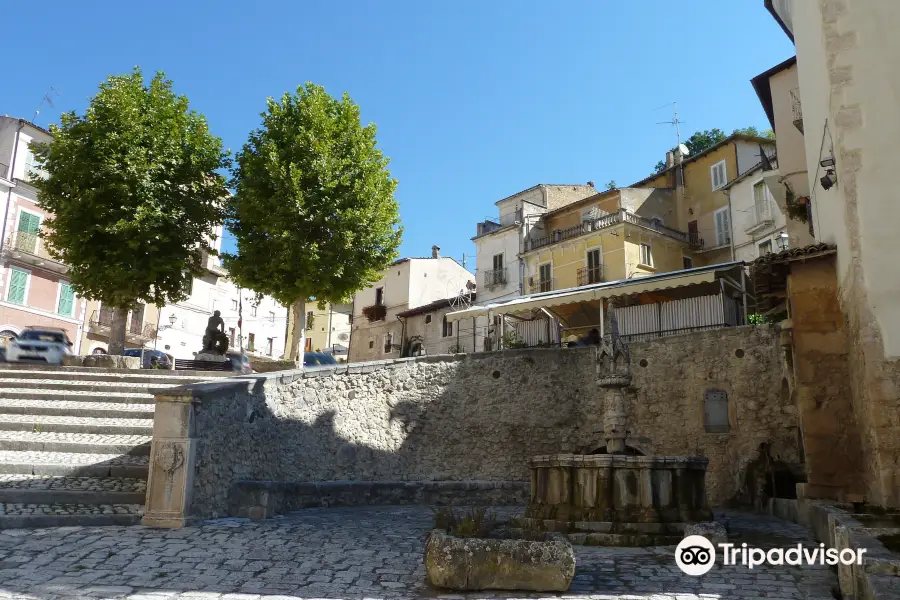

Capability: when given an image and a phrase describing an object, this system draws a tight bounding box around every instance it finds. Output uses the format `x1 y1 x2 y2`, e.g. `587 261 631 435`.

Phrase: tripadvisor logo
675 535 867 576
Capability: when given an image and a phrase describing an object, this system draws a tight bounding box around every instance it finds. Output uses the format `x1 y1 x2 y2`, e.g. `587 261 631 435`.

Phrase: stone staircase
0 365 225 528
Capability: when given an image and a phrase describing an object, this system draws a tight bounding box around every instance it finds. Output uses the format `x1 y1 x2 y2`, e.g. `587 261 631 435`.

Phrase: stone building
751 0 900 509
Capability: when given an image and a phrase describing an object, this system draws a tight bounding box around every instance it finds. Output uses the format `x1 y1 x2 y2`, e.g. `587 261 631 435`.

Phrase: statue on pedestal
201 310 229 355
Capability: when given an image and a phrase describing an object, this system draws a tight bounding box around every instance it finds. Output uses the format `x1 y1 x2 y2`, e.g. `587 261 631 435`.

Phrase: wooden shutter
493 254 503 270
57 282 75 316
715 210 731 246
7 269 27 304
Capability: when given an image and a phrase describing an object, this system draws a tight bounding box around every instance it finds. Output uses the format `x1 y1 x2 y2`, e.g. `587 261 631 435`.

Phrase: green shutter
15 212 40 254
7 269 28 304
57 282 75 316
17 212 40 233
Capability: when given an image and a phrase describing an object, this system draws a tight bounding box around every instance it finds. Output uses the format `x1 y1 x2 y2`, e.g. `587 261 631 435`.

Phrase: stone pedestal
142 390 197 528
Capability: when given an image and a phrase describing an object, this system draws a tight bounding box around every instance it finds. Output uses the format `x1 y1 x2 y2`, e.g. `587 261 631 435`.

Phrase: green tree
31 68 229 355
605 180 616 190
684 128 726 155
224 82 402 363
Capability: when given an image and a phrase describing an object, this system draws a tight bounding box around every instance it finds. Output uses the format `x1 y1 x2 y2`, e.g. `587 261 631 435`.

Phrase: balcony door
16 211 40 254
586 249 601 284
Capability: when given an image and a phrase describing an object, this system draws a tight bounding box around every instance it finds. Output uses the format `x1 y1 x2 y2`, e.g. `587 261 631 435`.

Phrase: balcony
483 267 507 288
2 230 67 275
577 265 603 287
361 304 387 322
88 310 157 342
524 209 689 252
528 278 555 294
790 88 803 134
745 205 776 235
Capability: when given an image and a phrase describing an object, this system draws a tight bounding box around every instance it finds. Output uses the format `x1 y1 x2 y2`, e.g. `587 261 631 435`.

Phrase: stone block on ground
423 529 575 592
63 355 141 369
684 521 728 545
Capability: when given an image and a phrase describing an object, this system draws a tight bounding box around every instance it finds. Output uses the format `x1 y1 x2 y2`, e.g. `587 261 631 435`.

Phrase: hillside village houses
0 115 288 361
347 246 474 362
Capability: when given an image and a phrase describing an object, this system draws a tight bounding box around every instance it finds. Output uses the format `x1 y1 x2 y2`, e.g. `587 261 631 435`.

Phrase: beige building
284 303 352 359
757 0 900 509
348 247 474 362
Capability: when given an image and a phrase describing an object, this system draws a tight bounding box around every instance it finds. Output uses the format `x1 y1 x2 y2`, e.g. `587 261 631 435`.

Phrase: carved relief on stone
157 443 185 474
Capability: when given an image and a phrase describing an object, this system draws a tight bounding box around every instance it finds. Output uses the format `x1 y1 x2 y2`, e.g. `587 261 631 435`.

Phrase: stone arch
89 343 108 355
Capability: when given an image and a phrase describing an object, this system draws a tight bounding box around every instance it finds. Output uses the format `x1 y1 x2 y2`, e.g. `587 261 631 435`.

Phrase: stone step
0 378 174 394
0 364 230 378
0 503 142 529
0 368 212 386
0 475 146 505
0 388 155 404
0 399 155 419
0 450 148 477
0 414 153 436
0 431 151 455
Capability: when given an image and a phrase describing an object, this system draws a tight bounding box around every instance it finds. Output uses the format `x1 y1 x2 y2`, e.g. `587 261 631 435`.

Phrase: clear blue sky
4 0 793 270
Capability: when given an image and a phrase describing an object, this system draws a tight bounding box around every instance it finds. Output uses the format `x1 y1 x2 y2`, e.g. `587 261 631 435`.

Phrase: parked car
123 349 173 369
6 327 74 364
226 352 253 374
303 351 337 367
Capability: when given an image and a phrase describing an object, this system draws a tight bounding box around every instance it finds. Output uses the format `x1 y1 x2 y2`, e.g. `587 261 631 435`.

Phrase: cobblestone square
0 507 836 599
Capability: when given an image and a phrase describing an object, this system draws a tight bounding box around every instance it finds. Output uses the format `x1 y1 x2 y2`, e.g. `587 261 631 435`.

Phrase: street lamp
776 231 789 252
168 314 177 327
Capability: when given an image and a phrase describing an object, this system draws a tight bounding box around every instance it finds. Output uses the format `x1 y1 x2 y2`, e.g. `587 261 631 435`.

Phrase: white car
6 328 74 365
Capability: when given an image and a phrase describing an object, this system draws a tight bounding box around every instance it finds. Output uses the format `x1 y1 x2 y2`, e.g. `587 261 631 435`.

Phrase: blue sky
4 0 793 269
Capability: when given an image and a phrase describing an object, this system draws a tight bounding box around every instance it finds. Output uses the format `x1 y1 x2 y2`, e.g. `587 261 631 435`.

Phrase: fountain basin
526 454 713 536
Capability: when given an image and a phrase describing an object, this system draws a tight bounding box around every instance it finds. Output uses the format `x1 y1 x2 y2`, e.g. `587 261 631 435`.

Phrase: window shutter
57 282 74 316
722 210 731 243
7 269 27 304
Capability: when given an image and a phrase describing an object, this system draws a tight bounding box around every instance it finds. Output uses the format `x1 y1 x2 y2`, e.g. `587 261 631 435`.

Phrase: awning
446 262 743 322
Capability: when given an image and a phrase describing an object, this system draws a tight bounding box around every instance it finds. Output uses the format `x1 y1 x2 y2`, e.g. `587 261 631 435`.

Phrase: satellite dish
678 143 690 156
337 333 349 342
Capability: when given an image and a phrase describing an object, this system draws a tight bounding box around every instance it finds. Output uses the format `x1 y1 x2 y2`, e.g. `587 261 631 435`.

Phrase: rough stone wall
187 326 795 517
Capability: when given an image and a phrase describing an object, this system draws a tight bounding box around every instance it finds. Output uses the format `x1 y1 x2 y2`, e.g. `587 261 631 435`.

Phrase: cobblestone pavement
0 451 149 467
0 476 146 492
0 506 837 600
0 503 141 516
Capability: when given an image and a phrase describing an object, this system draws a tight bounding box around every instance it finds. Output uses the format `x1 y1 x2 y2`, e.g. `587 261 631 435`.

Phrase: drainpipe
724 189 736 261
396 314 407 357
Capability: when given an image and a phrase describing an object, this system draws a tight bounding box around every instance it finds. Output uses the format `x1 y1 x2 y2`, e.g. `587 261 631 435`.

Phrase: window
231 299 238 311
704 389 730 433
383 332 394 353
6 268 29 305
368 339 374 349
753 181 770 223
375 287 384 306
710 160 727 191
714 207 731 247
585 249 602 284
228 327 236 347
683 256 693 269
759 239 773 256
442 315 453 338
250 305 257 317
183 273 193 296
425 314 432 324
57 281 75 317
538 263 552 292
492 253 503 270
247 333 255 352
23 149 46 179
268 311 275 323
639 243 653 267
266 337 274 356
15 211 40 254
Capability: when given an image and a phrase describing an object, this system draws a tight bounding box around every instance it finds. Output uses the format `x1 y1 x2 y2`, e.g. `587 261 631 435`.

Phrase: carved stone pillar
597 297 632 454
603 387 627 454
142 390 197 528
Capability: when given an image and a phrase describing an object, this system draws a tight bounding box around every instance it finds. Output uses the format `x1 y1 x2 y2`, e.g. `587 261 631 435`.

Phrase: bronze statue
201 310 229 354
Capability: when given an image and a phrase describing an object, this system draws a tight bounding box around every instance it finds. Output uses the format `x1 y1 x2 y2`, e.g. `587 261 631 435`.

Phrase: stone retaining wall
142 325 798 524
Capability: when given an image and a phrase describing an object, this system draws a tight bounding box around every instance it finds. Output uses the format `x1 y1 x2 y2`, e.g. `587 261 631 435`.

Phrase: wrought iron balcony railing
361 303 387 322
9 230 39 255
790 88 803 133
89 310 157 339
577 265 603 287
483 267 507 288
528 278 555 294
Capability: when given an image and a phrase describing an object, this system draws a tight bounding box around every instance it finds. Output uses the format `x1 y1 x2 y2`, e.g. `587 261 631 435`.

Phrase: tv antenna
32 87 59 124
448 280 476 312
656 101 685 149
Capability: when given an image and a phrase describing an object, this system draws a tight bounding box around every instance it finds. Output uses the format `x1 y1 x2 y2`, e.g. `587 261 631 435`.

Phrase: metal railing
577 265 603 286
528 278 554 294
89 310 157 339
525 209 689 252
483 267 507 287
790 88 803 122
8 230 39 254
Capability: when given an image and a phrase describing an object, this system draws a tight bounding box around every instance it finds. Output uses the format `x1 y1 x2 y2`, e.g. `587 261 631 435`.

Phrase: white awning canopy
446 262 743 322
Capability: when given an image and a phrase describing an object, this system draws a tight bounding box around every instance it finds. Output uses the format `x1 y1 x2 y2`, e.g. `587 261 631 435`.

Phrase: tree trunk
107 307 128 355
288 298 306 366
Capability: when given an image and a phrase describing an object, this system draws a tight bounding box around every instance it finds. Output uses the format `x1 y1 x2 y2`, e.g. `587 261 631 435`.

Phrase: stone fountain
523 299 713 545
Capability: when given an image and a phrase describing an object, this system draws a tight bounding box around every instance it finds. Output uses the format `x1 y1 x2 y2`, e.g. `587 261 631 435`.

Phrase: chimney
665 151 675 169
587 181 595 188
431 245 440 259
